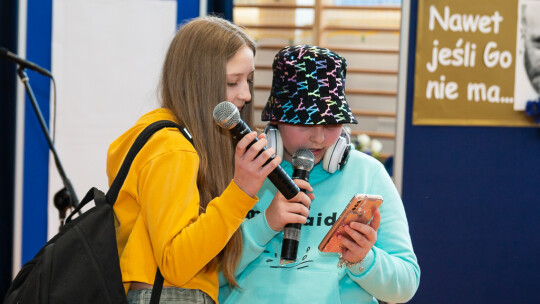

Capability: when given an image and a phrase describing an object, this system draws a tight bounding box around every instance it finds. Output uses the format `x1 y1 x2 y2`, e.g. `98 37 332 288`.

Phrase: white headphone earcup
322 136 347 173
264 124 283 159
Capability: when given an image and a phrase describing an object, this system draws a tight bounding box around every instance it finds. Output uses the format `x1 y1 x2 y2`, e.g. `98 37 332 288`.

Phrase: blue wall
21 0 53 265
177 1 199 24
403 0 540 302
0 0 54 296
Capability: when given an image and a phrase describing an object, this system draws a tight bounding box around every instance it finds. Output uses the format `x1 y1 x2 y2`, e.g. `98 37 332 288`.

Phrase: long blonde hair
159 16 255 287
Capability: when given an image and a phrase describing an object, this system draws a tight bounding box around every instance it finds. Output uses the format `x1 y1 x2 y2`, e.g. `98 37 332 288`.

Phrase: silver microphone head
292 148 315 171
213 101 241 129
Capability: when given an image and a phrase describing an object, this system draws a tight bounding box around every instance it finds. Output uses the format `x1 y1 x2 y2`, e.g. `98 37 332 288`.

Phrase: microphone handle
280 189 306 263
281 168 310 263
268 166 299 200
229 120 253 146
230 121 300 200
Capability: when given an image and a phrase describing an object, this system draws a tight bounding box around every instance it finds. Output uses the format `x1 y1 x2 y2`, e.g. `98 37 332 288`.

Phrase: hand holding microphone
213 101 314 263
262 148 314 264
280 148 315 263
232 130 279 197
213 101 301 199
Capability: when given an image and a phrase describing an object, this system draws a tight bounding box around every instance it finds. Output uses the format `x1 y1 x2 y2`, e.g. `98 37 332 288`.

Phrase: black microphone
213 101 300 200
0 47 52 77
280 148 314 264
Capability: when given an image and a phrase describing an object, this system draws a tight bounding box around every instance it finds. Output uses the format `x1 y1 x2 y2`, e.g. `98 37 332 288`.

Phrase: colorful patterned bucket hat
261 45 357 125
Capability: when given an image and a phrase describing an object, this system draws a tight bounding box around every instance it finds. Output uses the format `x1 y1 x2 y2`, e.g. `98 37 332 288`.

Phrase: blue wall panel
177 1 199 24
403 0 540 302
22 0 52 263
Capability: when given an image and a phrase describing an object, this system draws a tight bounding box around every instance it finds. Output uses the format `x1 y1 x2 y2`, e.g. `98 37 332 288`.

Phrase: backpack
3 120 193 304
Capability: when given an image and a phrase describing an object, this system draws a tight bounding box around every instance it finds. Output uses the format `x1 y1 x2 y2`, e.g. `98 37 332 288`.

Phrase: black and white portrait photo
514 0 540 110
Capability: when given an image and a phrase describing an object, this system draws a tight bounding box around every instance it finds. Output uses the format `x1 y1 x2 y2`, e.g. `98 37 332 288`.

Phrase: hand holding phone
318 194 383 253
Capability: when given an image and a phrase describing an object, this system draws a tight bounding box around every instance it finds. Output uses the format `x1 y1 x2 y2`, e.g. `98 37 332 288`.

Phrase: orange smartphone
318 194 383 253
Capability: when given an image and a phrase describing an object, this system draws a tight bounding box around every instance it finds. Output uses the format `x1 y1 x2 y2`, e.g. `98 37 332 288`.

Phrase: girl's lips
310 149 323 156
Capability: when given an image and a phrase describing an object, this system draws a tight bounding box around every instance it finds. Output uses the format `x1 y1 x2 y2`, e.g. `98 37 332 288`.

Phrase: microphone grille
292 148 315 171
213 101 241 129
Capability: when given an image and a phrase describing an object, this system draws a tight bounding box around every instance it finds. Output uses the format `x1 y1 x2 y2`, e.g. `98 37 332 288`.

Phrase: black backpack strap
105 120 193 303
105 120 193 203
65 187 107 223
149 269 165 304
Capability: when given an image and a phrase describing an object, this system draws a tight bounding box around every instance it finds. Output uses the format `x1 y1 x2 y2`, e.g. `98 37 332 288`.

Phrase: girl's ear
322 128 352 174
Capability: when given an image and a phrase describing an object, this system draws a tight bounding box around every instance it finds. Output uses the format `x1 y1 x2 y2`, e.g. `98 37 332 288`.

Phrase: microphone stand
16 67 80 224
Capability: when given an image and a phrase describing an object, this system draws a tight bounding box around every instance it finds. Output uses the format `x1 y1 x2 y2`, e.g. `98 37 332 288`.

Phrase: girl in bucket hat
219 45 420 304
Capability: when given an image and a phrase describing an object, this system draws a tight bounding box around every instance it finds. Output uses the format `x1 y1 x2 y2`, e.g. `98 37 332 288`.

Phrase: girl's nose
238 83 251 103
310 126 325 143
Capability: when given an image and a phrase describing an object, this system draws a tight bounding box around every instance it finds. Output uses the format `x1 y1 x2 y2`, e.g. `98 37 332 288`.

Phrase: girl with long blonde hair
107 16 310 303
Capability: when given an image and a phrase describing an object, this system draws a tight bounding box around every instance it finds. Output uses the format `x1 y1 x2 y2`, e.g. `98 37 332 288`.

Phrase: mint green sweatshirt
219 150 420 303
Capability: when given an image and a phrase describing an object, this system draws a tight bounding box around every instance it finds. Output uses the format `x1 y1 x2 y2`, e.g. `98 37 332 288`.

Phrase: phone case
318 194 383 253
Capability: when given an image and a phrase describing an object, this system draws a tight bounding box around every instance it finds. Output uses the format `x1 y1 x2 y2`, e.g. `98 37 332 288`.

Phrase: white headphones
264 124 352 174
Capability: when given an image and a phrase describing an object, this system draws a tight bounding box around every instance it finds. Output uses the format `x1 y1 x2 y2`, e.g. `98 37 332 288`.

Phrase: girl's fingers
369 209 381 232
236 131 258 156
337 234 358 252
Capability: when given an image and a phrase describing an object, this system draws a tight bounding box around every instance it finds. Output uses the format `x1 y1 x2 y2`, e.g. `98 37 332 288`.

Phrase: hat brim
261 95 358 125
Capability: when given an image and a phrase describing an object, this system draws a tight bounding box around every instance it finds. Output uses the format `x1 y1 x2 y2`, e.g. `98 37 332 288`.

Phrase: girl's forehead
279 123 342 131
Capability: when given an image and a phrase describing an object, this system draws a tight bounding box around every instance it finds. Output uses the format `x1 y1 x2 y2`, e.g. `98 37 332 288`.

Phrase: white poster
48 0 177 237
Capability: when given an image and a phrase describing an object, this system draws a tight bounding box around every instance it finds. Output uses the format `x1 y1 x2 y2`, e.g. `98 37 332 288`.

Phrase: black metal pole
16 67 79 209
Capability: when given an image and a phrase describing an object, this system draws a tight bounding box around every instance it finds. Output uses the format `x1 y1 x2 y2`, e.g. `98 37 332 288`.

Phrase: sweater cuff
347 248 376 277
221 180 259 220
242 210 280 247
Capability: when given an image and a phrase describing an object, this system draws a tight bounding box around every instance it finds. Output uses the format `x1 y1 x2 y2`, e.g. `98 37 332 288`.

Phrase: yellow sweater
107 108 257 303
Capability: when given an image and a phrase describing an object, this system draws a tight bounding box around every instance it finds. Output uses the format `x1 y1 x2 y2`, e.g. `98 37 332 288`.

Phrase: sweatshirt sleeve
237 209 280 276
138 149 258 286
218 206 279 293
345 164 421 303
